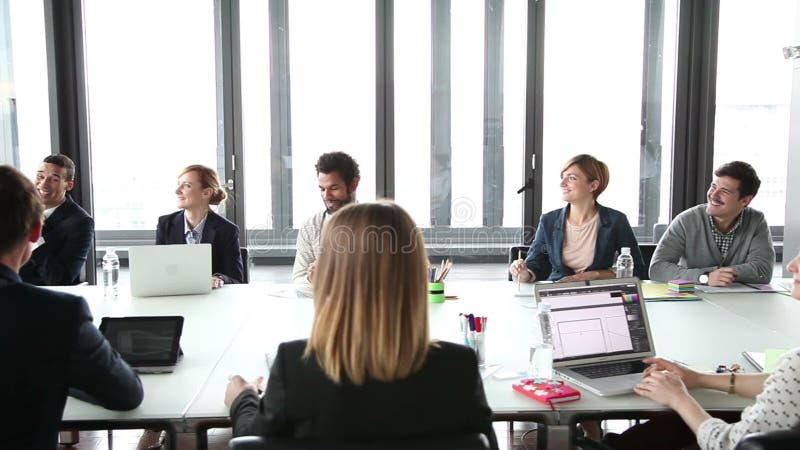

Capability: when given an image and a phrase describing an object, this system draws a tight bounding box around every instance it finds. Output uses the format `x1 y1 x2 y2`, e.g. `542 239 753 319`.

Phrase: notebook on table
99 316 184 374
535 278 655 396
129 244 212 297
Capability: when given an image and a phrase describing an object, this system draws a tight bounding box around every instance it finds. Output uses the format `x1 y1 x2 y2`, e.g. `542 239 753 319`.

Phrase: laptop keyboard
571 360 648 379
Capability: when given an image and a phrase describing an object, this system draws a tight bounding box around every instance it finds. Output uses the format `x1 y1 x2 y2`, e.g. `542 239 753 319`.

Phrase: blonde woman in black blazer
225 202 497 448
156 165 243 286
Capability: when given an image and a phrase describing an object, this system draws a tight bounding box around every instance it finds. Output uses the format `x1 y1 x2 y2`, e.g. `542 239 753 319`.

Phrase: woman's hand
224 374 261 408
634 369 691 408
558 271 598 282
643 357 702 389
509 260 533 282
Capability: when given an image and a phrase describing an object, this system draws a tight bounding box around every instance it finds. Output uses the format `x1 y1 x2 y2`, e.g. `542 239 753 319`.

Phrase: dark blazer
0 264 143 450
525 203 646 281
156 209 244 284
230 340 498 449
20 195 94 285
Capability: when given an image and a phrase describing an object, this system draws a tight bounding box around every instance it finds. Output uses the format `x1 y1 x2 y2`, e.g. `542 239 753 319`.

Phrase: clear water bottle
616 247 635 278
102 247 120 298
529 302 554 379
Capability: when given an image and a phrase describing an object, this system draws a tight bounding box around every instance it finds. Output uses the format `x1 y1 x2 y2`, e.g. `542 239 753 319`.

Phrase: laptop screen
537 281 653 364
99 316 184 367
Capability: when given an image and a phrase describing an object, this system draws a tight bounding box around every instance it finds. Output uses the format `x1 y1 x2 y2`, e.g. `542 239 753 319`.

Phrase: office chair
733 428 800 450
228 433 491 450
652 223 668 243
637 243 656 280
240 247 251 284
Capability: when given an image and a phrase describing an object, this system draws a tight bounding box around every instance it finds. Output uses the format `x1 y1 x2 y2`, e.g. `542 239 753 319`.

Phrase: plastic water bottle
102 247 120 298
616 247 635 278
529 302 554 379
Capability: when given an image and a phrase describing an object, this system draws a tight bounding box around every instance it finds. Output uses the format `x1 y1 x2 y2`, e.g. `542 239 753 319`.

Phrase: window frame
28 0 789 274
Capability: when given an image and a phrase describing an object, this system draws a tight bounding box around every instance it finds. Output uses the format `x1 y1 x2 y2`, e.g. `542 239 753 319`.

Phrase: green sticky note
764 348 790 372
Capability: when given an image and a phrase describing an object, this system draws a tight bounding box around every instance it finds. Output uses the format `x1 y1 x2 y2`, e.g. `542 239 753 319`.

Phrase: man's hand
212 276 225 289
307 260 318 283
708 267 738 286
224 374 261 408
509 260 532 282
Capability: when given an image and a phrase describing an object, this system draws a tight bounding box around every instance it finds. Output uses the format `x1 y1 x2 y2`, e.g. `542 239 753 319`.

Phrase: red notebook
512 378 581 410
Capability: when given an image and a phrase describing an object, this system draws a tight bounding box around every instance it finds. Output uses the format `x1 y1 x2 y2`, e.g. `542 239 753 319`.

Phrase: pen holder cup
428 282 445 303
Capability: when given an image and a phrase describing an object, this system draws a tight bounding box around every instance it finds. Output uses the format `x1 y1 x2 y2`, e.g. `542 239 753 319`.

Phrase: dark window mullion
215 0 245 231
523 0 544 244
376 0 394 199
43 0 96 283
484 0 504 227
269 0 293 230
671 0 719 217
431 0 452 227
639 0 665 239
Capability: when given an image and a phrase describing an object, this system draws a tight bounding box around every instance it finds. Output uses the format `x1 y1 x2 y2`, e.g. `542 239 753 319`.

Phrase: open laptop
99 316 184 374
535 277 656 396
129 244 212 297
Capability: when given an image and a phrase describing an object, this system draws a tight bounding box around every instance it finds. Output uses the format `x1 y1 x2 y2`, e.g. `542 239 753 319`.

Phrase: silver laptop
129 244 212 297
535 278 656 396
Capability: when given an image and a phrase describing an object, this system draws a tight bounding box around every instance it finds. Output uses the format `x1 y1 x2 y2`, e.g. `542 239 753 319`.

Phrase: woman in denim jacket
510 154 645 282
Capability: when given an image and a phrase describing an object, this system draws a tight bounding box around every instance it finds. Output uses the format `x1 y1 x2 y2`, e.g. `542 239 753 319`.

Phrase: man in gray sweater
650 161 774 286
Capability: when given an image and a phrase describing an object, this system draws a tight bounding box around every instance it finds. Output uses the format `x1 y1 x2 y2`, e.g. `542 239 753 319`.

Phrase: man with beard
292 152 360 285
649 161 774 286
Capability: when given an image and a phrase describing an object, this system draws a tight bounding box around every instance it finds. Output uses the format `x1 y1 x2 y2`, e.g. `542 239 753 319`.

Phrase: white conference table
58 285 258 445
56 280 799 450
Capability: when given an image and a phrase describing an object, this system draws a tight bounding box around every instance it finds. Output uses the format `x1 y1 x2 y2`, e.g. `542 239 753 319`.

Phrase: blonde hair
179 165 227 205
561 154 610 199
307 201 430 385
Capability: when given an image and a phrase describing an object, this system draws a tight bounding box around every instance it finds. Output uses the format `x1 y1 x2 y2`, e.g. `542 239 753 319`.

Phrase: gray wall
783 6 800 277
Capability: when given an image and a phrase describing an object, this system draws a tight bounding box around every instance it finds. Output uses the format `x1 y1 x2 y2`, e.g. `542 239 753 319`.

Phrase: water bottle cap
620 247 631 254
105 247 117 255
538 302 551 312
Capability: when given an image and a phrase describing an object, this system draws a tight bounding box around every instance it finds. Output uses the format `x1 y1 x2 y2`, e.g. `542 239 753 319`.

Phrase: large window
394 0 527 230
241 0 273 231
713 0 797 227
84 0 218 231
541 0 678 238
288 0 376 228
34 0 789 260
0 0 50 175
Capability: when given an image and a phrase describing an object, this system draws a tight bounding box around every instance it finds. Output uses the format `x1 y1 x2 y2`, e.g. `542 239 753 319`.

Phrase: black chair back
240 247 250 284
228 433 491 450
638 243 656 280
733 428 800 450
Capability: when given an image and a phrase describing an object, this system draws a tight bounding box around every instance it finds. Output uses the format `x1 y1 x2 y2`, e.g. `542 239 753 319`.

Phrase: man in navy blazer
20 154 94 285
0 165 143 450
157 209 244 284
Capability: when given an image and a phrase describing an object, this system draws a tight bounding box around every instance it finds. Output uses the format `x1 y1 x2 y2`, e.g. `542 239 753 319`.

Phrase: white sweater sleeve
696 348 800 450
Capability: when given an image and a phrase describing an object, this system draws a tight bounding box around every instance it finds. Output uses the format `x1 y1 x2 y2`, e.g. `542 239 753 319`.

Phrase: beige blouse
561 213 599 273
